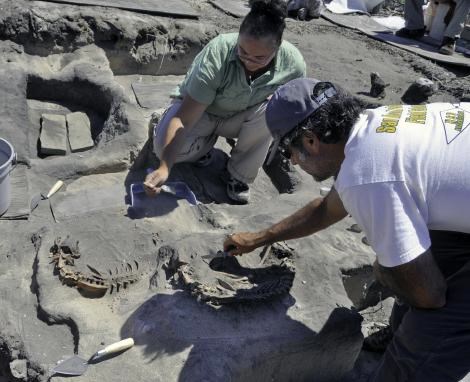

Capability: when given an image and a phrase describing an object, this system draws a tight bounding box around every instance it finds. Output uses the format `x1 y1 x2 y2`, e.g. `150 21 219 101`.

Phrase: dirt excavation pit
0 3 218 175
27 77 107 158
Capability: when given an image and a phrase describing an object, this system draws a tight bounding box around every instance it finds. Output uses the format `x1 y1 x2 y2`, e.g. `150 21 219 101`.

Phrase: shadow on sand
121 291 363 382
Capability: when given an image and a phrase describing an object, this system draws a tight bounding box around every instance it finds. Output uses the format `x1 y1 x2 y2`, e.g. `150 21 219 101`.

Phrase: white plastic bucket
0 138 16 216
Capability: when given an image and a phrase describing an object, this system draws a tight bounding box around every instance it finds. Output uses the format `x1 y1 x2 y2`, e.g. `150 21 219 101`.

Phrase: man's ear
302 132 320 155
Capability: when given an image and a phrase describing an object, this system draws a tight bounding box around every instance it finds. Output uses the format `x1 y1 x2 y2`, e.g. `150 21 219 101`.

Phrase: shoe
362 325 393 353
194 150 214 168
395 27 425 39
226 176 250 204
439 37 456 56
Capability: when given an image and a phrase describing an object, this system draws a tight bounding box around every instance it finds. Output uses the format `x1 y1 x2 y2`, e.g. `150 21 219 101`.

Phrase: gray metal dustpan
52 338 134 376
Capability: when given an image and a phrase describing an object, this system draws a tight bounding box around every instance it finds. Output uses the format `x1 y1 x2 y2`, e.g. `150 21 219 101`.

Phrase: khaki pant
153 100 272 184
404 0 470 39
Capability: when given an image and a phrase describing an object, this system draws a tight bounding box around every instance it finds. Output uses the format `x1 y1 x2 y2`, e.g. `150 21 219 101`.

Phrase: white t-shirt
335 103 470 267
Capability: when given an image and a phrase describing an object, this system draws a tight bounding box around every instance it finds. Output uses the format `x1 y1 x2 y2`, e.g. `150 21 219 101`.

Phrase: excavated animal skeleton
49 236 142 297
178 242 296 306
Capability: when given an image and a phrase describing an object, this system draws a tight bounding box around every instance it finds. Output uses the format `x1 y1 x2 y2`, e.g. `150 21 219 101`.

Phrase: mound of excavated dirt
0 1 468 381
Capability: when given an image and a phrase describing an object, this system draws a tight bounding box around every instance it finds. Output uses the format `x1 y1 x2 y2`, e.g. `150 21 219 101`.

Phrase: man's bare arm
374 249 447 309
263 186 348 243
224 186 348 254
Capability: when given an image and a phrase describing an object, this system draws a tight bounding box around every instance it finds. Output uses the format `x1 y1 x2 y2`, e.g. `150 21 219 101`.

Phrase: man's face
288 135 339 182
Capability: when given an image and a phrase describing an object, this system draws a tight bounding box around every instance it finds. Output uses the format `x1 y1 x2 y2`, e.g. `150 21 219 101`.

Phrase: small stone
320 187 331 196
287 0 322 20
347 224 362 233
302 280 306 284
369 72 388 98
401 78 438 104
460 93 470 102
10 359 27 380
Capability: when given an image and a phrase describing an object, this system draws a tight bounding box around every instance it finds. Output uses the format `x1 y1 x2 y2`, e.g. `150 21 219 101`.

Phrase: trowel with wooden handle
52 338 134 376
31 180 64 208
30 180 64 222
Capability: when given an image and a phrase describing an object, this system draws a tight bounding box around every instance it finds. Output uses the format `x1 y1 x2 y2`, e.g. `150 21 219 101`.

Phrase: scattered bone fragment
369 72 388 98
347 223 362 233
40 114 67 155
401 78 438 104
66 112 94 152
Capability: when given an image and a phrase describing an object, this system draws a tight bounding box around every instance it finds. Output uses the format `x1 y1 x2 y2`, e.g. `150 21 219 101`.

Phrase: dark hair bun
249 0 287 21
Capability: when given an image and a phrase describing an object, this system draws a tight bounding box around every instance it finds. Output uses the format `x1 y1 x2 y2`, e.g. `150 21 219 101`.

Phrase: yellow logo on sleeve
440 107 470 144
444 111 464 131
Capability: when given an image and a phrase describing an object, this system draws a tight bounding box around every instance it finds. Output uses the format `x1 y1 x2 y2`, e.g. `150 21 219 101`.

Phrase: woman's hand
143 165 169 196
223 232 265 256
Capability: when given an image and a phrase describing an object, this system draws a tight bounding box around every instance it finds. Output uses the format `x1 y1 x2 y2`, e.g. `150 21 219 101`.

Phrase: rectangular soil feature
40 114 67 155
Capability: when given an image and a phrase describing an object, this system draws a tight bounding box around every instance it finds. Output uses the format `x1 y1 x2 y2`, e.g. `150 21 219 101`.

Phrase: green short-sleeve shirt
172 33 306 118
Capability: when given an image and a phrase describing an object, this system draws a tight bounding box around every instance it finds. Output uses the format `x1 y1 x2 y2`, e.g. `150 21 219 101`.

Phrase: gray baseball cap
265 78 337 164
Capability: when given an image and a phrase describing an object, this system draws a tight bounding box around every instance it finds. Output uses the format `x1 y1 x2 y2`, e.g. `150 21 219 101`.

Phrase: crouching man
224 78 470 381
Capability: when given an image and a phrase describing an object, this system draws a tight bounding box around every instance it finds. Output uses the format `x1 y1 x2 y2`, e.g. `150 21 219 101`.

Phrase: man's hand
223 232 265 256
144 165 169 196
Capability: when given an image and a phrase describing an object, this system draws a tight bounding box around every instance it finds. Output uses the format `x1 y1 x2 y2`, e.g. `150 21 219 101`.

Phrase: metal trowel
30 180 64 222
52 338 134 376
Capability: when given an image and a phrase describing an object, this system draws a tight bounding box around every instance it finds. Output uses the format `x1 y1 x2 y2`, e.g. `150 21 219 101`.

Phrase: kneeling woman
144 0 306 203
